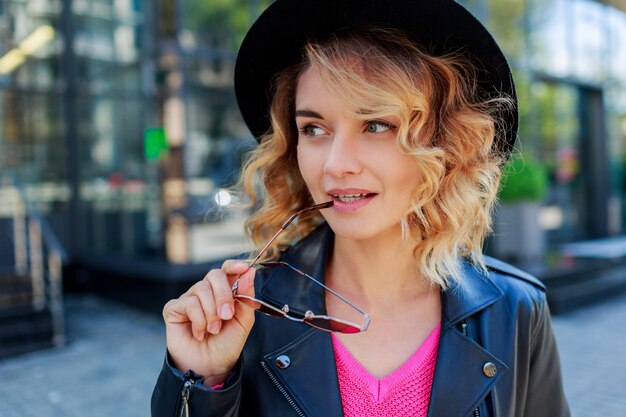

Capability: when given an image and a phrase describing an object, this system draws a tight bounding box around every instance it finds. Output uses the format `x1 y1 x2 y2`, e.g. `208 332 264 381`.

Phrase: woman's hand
162 260 256 387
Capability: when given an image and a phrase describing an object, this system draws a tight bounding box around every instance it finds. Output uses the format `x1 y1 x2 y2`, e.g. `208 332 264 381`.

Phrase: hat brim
234 0 518 157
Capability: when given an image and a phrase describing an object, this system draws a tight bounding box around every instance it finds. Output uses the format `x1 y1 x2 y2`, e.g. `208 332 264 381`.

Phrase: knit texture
332 324 440 417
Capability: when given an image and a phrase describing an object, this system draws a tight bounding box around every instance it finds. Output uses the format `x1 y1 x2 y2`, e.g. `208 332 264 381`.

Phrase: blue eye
299 124 326 137
365 121 396 133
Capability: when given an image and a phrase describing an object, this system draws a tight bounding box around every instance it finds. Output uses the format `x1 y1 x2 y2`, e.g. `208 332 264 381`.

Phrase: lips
327 189 377 211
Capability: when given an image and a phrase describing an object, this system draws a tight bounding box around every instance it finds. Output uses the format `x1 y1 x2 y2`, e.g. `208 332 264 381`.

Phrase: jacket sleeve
524 295 571 417
150 352 242 417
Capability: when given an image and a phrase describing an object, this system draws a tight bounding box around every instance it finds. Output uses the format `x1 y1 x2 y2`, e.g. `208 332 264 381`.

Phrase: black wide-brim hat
235 0 518 158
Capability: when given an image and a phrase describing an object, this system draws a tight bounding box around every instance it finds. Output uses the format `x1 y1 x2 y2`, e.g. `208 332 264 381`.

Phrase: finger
165 295 207 341
221 259 252 284
205 270 235 321
233 267 256 330
190 278 222 335
236 267 256 297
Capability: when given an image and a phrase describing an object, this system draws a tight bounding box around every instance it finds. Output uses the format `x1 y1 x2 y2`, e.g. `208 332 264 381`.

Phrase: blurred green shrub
498 154 548 203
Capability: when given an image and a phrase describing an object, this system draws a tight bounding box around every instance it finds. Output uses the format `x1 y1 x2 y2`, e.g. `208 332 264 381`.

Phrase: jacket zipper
178 377 195 417
460 320 481 417
461 321 468 337
261 361 306 417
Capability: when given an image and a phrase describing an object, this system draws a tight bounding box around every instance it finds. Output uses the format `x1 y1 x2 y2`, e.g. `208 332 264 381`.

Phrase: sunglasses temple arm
248 224 288 268
233 227 285 294
277 262 370 329
235 201 334 293
252 201 334 266
320 283 370 331
234 214 298 293
317 277 369 318
256 201 334 265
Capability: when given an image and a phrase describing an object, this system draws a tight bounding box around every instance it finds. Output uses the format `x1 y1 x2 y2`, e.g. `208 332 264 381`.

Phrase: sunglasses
232 201 370 334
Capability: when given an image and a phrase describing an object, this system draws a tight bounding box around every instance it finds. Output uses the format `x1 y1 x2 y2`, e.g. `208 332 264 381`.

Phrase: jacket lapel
262 329 343 417
428 262 508 417
427 324 508 417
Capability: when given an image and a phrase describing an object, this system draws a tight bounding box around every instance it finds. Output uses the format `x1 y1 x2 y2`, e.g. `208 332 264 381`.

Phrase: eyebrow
295 109 323 119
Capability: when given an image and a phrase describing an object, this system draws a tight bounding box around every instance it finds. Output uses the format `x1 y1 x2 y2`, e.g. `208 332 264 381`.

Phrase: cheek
297 145 318 187
392 158 422 197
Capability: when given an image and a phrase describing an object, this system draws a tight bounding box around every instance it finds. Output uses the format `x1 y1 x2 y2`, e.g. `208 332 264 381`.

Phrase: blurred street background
2 0 626 416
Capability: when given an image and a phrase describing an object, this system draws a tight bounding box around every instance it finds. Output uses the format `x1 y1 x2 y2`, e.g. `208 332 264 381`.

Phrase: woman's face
295 66 422 242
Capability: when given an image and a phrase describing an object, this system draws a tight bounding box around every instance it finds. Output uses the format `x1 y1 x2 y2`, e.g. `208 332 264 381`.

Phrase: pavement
1 291 626 417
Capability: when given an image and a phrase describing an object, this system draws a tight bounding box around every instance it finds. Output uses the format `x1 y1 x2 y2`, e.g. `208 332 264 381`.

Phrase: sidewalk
1 291 626 417
552 292 626 416
0 295 165 417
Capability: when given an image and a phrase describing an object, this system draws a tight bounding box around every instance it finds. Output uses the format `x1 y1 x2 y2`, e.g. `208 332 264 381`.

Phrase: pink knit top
331 324 441 417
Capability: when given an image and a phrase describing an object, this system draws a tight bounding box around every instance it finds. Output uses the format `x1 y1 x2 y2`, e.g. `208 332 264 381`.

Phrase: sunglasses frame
231 201 370 333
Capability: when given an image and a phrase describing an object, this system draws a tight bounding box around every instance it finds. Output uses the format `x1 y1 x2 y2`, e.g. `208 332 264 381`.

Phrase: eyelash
298 124 326 137
365 120 397 133
297 120 397 137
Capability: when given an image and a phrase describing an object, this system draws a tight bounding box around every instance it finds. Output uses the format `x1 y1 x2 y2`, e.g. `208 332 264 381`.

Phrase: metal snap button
275 355 291 369
483 362 498 377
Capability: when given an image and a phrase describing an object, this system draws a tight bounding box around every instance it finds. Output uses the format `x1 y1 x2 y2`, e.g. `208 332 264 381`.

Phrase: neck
327 227 430 303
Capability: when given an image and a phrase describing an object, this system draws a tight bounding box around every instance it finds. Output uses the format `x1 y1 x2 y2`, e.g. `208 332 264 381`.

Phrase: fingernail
209 322 221 334
220 304 234 320
235 261 250 271
196 331 205 341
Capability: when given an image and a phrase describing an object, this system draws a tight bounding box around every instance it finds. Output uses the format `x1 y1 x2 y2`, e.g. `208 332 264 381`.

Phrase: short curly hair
239 28 513 289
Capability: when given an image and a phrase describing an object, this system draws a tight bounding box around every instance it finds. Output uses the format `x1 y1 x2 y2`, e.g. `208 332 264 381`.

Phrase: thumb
233 267 256 328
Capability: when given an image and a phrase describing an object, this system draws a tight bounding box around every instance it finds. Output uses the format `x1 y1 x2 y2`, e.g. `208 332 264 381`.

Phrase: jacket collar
257 223 507 417
441 261 504 326
258 223 504 323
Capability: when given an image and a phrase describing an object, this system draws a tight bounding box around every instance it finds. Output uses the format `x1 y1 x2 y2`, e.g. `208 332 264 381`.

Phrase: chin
324 219 380 241
324 213 406 242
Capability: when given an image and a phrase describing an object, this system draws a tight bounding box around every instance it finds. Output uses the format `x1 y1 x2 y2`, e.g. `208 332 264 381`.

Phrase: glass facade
0 1 63 180
72 1 152 258
1 0 626 269
0 0 153 259
461 0 626 247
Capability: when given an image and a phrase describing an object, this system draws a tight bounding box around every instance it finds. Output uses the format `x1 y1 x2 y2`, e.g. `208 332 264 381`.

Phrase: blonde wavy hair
238 28 513 289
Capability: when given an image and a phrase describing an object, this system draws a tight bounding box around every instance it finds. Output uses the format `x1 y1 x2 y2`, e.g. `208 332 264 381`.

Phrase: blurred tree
486 0 526 63
184 0 272 50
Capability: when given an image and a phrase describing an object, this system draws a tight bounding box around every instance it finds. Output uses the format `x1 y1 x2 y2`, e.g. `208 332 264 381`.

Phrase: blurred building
1 0 626 332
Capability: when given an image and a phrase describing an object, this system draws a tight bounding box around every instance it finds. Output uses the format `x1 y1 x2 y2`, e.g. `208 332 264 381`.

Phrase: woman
152 1 570 416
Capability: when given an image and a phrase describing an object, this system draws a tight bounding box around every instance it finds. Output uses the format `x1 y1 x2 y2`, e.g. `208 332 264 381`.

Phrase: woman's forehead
294 62 403 116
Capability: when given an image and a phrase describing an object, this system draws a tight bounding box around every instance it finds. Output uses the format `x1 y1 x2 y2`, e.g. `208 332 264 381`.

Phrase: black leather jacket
151 224 570 417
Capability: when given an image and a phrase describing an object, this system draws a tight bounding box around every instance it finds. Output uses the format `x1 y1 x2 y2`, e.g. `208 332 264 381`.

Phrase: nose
323 132 362 178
